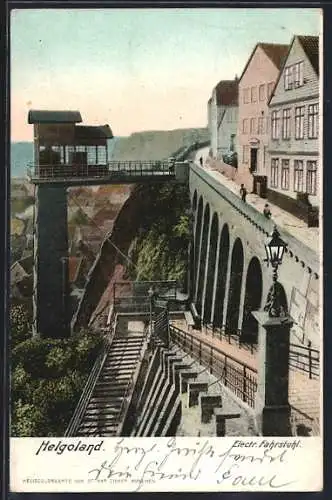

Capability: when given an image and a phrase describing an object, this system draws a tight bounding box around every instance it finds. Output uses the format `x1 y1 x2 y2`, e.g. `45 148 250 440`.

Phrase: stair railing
64 326 117 437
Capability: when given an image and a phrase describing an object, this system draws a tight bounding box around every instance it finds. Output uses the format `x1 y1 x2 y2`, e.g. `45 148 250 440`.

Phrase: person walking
240 184 247 202
199 156 203 167
263 203 272 219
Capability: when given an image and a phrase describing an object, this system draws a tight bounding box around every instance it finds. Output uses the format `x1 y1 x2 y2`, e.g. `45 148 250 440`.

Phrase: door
250 148 258 172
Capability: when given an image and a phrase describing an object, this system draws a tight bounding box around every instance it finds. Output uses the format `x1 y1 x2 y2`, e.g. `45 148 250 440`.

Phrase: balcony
26 160 176 186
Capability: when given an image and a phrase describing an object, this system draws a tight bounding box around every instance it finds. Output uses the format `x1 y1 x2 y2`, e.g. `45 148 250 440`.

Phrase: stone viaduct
188 162 320 347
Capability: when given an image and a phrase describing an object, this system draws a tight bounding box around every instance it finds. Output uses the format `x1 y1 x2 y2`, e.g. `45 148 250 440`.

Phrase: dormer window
284 61 304 90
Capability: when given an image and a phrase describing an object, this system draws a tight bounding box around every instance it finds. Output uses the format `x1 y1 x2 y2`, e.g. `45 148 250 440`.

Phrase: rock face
72 183 167 330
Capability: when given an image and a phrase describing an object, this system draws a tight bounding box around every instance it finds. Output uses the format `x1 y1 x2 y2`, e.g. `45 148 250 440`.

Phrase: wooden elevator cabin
28 109 113 338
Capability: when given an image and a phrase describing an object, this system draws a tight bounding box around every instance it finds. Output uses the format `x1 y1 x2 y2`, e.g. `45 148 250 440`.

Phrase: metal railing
169 325 257 408
289 341 320 380
27 161 176 181
64 333 113 436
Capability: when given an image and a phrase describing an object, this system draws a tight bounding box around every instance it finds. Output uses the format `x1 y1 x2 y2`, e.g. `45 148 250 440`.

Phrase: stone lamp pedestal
252 311 293 437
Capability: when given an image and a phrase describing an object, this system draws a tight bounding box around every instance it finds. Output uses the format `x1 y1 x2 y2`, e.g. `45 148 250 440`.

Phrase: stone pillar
194 208 205 303
210 223 222 325
200 214 212 322
237 259 249 340
221 241 234 333
33 184 69 338
252 311 293 436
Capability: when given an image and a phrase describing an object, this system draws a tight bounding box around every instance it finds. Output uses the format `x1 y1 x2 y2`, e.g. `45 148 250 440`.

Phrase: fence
289 341 320 380
65 334 112 437
169 325 257 408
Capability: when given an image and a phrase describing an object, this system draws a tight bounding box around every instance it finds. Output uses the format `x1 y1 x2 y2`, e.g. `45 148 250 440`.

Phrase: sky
10 8 321 141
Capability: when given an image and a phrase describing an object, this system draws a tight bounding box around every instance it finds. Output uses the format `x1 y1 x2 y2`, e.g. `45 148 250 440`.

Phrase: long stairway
76 324 146 436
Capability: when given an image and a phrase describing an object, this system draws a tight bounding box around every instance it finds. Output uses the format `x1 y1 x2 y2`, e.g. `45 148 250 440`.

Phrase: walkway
171 318 321 436
193 148 320 254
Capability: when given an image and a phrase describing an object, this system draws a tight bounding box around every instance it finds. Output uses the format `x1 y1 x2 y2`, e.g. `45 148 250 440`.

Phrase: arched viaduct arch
212 223 230 329
241 256 263 343
225 238 244 336
196 203 210 315
202 212 219 324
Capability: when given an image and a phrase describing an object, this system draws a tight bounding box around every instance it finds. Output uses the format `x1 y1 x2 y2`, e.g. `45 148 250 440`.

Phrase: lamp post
252 225 293 436
264 225 288 317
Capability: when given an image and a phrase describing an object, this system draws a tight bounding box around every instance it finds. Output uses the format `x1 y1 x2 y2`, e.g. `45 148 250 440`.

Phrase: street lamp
264 226 288 318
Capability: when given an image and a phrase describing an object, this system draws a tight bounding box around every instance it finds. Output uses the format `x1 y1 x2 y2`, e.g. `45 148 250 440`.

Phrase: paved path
171 318 321 436
192 149 320 254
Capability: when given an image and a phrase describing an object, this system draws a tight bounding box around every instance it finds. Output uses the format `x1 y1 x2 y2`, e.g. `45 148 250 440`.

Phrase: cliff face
72 181 190 330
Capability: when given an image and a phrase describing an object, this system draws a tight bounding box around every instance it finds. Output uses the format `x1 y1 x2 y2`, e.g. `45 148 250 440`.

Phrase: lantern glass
265 226 287 267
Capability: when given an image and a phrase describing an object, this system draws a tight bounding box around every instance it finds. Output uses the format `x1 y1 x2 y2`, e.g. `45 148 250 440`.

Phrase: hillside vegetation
110 128 209 160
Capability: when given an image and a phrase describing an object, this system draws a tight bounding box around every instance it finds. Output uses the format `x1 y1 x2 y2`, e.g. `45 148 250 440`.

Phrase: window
259 84 265 101
294 160 304 192
282 108 291 139
295 106 305 139
271 110 280 139
306 161 317 195
284 66 293 90
242 145 249 164
243 88 250 104
294 61 304 88
242 119 248 134
281 159 290 190
250 117 256 134
285 62 304 90
267 82 274 99
251 86 257 102
308 104 319 139
230 134 236 152
258 116 265 134
271 158 279 188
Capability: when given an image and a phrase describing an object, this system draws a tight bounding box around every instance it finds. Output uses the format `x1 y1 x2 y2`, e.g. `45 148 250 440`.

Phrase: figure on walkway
240 184 247 202
199 156 203 167
263 203 272 219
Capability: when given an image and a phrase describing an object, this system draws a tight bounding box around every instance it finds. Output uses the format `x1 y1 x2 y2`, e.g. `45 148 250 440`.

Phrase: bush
11 329 104 436
10 304 32 348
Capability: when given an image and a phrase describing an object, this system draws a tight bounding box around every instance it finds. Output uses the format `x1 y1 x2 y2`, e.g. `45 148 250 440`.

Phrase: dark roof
214 80 238 106
239 42 289 82
260 43 289 70
28 110 82 124
74 124 113 140
298 35 319 74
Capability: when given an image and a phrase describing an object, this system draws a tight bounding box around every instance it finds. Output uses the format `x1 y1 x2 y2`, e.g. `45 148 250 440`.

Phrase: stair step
96 381 128 387
85 409 120 416
82 415 121 422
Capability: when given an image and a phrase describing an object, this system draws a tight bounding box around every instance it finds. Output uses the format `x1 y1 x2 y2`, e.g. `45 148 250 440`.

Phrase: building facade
267 35 319 208
209 79 238 160
237 43 289 192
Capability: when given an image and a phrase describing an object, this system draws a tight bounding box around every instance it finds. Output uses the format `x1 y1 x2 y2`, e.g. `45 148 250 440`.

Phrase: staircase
76 326 146 436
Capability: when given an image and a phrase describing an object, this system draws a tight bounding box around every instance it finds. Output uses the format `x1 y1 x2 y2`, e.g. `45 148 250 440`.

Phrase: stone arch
225 238 244 335
196 203 210 315
192 190 198 213
193 196 203 294
203 212 219 324
213 223 230 328
241 257 263 343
